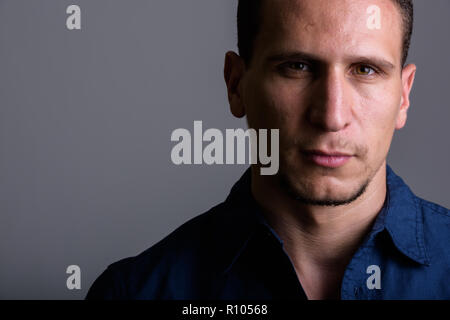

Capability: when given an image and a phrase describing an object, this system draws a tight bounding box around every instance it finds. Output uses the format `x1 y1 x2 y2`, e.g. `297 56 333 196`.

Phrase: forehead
255 0 403 65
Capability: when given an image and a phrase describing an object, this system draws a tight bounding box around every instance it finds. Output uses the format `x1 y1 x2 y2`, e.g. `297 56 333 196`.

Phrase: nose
306 68 353 132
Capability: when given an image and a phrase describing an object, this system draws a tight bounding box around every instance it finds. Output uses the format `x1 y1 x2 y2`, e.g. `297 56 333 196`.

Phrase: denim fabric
86 165 450 300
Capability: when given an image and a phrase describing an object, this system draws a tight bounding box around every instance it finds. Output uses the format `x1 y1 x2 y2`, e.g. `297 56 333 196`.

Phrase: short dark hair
237 0 413 67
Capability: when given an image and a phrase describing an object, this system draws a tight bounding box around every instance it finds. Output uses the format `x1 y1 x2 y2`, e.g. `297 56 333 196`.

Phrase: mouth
302 150 353 168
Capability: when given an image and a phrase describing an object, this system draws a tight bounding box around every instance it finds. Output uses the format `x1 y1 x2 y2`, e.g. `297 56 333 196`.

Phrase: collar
378 165 430 265
220 168 279 274
221 164 430 275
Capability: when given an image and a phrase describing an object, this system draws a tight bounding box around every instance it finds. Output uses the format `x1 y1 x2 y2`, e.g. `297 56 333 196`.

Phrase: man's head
224 0 417 206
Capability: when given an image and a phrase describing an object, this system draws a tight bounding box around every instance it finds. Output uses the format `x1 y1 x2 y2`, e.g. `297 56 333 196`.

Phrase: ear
395 63 416 129
224 51 246 118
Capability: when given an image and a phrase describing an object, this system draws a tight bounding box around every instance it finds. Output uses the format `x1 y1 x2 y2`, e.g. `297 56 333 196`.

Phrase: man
86 0 450 299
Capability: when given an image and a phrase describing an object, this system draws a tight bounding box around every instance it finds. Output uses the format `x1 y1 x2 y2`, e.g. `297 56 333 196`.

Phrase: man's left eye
355 65 375 76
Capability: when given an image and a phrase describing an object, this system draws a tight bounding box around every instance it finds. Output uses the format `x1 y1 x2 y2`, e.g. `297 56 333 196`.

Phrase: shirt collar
220 168 277 274
221 164 430 274
379 165 430 265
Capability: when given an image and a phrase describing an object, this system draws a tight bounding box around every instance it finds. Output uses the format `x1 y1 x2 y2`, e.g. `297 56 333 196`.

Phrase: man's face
236 0 415 205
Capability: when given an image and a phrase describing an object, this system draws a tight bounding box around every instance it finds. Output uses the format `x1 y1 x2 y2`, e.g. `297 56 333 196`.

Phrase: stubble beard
278 167 371 207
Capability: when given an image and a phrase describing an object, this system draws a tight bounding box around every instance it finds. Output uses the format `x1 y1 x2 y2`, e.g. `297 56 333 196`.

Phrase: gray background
0 0 448 299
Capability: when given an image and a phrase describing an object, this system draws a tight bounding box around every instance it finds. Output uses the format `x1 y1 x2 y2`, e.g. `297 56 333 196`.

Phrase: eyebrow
266 51 396 71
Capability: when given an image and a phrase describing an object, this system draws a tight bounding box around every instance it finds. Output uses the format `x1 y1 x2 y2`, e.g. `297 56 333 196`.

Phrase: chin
277 167 370 207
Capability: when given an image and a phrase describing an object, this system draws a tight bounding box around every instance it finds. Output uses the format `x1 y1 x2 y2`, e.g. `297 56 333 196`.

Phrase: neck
251 164 387 269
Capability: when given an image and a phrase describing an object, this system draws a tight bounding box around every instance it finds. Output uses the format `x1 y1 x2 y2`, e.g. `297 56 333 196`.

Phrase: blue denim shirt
86 165 450 300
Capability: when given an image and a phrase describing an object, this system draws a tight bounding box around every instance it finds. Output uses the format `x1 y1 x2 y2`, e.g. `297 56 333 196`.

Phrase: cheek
245 75 304 130
355 83 401 158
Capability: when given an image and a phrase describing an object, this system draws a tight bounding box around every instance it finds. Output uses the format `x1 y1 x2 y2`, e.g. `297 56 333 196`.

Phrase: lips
303 150 353 168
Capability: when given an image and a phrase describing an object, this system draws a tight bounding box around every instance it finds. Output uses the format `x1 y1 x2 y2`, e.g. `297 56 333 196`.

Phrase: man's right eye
276 61 313 77
284 61 310 71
